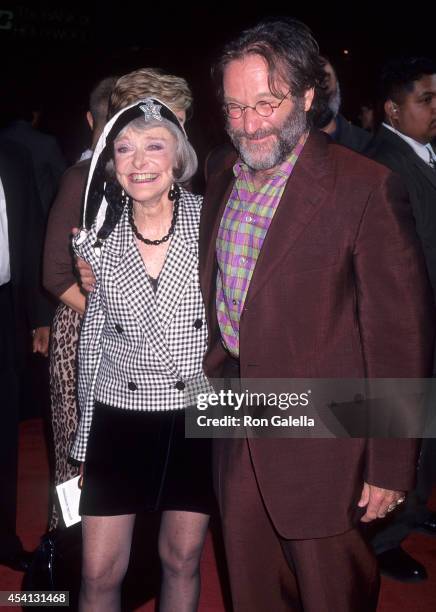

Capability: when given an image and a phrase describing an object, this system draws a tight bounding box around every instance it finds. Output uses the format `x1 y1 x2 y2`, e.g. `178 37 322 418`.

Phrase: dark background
0 2 434 165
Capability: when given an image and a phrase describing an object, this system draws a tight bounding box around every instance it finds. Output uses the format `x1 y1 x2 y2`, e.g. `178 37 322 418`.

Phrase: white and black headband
80 97 186 241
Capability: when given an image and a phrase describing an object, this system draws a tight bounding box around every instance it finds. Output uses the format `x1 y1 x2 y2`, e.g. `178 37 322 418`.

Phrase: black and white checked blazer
71 187 210 462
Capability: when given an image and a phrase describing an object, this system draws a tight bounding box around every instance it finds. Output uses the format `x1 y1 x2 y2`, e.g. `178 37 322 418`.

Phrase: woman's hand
32 326 50 357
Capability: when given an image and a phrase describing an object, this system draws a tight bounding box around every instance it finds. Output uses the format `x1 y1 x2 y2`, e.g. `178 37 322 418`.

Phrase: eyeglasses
223 89 291 119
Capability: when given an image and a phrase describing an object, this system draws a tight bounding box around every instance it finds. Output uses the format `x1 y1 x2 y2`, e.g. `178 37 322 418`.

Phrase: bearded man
315 57 373 153
199 18 435 611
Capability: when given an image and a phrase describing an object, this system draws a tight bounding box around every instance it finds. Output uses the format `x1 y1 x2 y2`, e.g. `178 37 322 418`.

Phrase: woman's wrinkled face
114 125 177 204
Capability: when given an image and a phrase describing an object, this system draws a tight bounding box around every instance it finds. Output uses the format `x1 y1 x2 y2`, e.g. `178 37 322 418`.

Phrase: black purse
22 525 82 606
22 532 56 590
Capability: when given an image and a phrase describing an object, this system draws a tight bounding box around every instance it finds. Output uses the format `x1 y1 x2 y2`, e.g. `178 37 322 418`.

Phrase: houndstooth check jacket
70 187 210 462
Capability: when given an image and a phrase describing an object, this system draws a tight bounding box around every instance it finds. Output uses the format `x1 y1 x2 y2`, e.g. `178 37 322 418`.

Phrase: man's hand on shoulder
358 481 406 522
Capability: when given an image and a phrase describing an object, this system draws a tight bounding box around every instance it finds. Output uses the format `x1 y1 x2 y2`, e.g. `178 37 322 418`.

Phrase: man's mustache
231 127 278 141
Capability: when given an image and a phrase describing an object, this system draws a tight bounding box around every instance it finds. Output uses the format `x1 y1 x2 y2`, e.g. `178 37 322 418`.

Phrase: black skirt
80 402 214 516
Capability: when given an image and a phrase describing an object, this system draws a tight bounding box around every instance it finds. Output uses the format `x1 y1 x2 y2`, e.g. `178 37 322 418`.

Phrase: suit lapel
245 131 332 305
379 126 436 189
200 132 333 312
199 161 235 311
412 155 436 189
107 210 179 375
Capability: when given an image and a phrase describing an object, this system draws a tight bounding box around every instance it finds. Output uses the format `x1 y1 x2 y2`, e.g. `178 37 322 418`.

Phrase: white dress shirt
77 148 93 162
0 175 11 285
383 123 436 167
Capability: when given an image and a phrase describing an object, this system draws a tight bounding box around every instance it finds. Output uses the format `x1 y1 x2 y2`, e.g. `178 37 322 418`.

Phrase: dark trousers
0 283 22 556
215 355 379 611
213 436 379 612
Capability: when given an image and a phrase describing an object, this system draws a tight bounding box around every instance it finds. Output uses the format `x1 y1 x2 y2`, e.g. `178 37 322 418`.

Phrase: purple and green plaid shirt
216 135 307 357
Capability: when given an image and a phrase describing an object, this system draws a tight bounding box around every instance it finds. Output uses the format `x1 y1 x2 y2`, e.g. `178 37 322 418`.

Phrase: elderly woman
72 98 212 612
43 69 194 533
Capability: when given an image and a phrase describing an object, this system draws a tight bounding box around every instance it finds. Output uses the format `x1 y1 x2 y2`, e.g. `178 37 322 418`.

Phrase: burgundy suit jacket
199 130 435 538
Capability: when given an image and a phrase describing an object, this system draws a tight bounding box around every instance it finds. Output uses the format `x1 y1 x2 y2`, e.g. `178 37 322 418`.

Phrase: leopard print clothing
48 303 82 530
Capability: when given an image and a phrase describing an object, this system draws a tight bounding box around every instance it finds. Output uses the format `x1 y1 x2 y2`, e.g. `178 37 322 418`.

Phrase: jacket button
128 381 137 391
115 324 123 333
175 381 185 391
193 318 203 329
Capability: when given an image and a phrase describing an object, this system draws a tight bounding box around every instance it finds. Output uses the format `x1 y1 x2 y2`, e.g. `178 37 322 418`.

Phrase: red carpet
1 418 435 611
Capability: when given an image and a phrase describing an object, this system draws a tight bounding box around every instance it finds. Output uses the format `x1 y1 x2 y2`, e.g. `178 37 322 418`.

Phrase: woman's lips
130 173 159 183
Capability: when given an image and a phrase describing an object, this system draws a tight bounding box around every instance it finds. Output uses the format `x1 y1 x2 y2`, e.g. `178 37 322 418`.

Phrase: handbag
22 532 56 591
22 525 82 606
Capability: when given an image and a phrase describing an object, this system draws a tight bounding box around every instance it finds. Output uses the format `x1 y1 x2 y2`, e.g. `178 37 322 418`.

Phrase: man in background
315 57 373 153
0 100 66 217
0 139 53 571
369 56 436 583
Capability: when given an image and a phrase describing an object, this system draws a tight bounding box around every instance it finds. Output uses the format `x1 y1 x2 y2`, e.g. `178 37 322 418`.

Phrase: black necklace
127 184 180 246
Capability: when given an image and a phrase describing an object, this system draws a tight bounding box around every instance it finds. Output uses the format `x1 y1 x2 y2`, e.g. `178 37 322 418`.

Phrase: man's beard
226 97 308 171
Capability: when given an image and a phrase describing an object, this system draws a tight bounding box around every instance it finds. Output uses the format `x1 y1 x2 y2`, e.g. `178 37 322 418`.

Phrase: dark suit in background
371 126 436 296
0 139 54 560
0 120 66 217
331 113 373 154
370 125 436 555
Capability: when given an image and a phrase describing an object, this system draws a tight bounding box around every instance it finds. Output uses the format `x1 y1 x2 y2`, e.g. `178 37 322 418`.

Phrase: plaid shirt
216 136 307 356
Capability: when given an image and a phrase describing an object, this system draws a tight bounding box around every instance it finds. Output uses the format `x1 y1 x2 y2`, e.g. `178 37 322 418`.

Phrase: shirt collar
383 123 436 166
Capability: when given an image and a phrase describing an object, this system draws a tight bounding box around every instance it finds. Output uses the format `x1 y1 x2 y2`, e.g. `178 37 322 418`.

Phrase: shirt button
240 257 246 265
175 381 185 391
246 216 253 223
128 381 137 391
193 318 203 329
115 324 123 333
232 299 238 306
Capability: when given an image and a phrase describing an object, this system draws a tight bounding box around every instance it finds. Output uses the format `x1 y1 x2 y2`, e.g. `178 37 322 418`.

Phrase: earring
168 183 179 201
121 188 129 207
